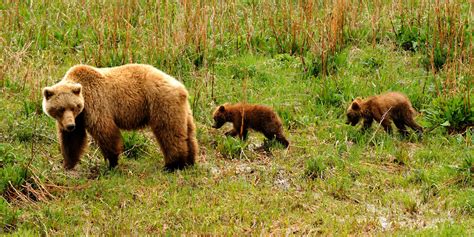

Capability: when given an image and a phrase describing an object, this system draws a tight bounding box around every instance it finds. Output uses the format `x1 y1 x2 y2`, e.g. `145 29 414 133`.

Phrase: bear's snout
61 111 76 132
212 121 224 129
65 124 76 132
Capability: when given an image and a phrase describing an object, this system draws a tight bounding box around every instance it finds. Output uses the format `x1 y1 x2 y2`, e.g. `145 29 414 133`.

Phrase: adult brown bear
42 64 198 171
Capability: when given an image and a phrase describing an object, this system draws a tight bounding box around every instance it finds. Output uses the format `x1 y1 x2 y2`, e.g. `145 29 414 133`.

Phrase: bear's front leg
380 119 393 134
225 129 239 137
58 114 87 170
239 129 248 140
89 123 123 169
362 117 373 131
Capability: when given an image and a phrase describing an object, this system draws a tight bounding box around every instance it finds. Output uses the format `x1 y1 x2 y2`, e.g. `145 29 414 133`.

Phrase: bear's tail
186 114 199 166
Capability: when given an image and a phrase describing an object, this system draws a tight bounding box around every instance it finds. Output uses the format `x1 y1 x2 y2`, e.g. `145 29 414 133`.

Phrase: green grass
1 0 473 235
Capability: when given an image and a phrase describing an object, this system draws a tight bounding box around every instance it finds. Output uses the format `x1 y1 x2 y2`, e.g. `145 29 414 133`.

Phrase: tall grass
1 1 469 71
0 1 472 234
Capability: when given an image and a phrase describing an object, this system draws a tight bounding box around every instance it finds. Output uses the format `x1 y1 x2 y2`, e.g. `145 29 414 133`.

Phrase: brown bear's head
42 83 84 132
346 98 363 126
212 105 228 129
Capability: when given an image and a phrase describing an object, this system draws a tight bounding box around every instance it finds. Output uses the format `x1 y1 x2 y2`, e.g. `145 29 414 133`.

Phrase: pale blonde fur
43 64 198 171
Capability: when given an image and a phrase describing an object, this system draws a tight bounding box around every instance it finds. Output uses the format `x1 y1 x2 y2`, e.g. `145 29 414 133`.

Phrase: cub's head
42 83 84 132
212 105 229 129
346 98 363 126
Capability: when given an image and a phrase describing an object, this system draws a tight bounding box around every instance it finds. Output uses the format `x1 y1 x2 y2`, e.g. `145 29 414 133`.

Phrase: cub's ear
71 84 82 95
351 101 360 111
43 87 54 100
218 105 225 112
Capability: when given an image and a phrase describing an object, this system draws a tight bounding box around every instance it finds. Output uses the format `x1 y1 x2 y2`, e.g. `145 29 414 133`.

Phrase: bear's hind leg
276 134 290 148
152 122 190 172
186 114 198 167
394 119 409 137
406 117 423 137
263 132 289 148
58 113 87 170
89 123 123 169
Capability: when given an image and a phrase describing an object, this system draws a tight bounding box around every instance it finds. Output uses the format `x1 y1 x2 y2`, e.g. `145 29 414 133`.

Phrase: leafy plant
423 96 473 134
216 137 248 159
1 197 20 233
421 45 449 72
305 156 328 179
453 155 473 187
394 25 425 52
122 132 149 159
0 144 28 195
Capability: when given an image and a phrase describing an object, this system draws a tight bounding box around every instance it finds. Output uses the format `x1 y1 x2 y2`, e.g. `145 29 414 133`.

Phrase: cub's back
371 92 410 107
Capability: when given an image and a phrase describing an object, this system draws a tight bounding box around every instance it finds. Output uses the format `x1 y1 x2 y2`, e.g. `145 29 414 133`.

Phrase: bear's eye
57 107 65 113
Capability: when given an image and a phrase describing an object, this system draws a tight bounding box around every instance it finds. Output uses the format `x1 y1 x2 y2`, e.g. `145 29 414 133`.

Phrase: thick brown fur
212 103 289 147
346 92 423 136
42 64 198 171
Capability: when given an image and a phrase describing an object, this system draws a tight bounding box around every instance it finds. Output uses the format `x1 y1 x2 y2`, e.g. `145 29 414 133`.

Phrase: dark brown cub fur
346 92 423 136
212 103 289 147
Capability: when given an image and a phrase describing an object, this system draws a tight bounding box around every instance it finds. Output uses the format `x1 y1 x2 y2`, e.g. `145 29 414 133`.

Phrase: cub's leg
406 117 423 137
232 121 248 140
394 119 409 137
240 129 249 140
362 117 373 131
276 134 290 148
225 129 239 137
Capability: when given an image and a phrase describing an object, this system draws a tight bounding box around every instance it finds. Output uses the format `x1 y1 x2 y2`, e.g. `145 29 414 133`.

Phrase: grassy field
1 0 473 235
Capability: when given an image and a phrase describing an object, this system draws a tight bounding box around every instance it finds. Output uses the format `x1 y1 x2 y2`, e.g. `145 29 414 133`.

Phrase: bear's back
99 64 184 89
369 92 410 108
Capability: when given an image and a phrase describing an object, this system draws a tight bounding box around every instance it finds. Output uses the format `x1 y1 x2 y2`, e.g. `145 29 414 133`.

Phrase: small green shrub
229 64 257 80
454 155 473 187
305 156 328 179
455 190 474 215
361 56 383 72
423 96 473 134
8 117 50 143
303 51 347 79
394 26 426 52
421 45 449 72
216 137 248 159
122 132 149 159
0 144 28 195
1 197 20 233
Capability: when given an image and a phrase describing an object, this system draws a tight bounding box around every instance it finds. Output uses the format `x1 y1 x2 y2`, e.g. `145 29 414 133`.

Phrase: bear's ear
218 105 226 112
71 84 82 96
43 87 54 100
351 101 360 111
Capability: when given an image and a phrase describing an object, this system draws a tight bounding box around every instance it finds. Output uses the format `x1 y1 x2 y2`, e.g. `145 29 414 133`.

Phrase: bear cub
346 92 423 136
212 103 289 147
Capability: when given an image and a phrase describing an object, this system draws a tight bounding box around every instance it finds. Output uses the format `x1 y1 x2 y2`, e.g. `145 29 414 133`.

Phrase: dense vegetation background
1 0 472 235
